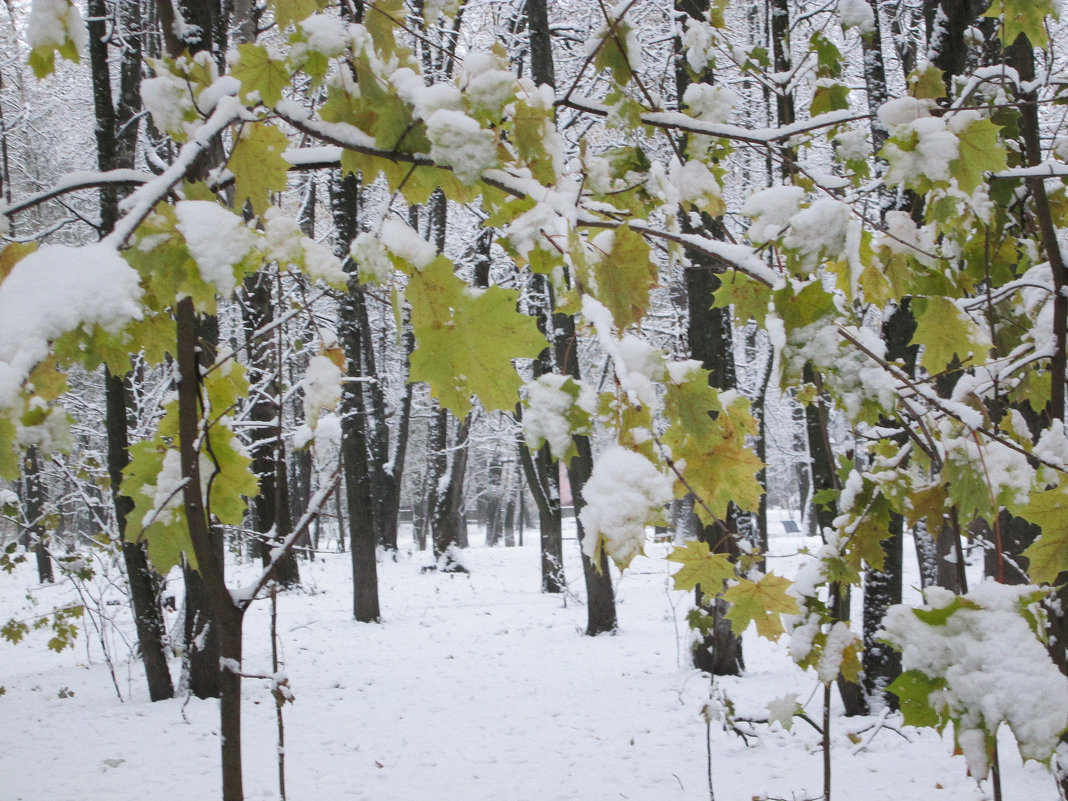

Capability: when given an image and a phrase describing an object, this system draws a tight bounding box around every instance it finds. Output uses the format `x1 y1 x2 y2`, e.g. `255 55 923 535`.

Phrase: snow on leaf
722 573 799 641
664 540 734 592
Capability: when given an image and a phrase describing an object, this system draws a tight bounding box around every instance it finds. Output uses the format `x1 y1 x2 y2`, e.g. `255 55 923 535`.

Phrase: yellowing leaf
911 296 980 374
950 117 1007 194
232 44 291 107
722 573 799 640
984 0 1058 49
1010 480 1068 584
594 224 656 329
229 123 290 216
665 540 735 592
269 0 327 28
408 257 546 416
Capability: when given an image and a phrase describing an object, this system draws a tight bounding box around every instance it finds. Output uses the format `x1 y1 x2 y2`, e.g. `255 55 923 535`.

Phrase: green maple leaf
984 0 1057 48
888 669 945 729
593 224 656 329
206 432 257 525
592 16 634 86
711 272 771 326
123 439 194 574
230 123 290 216
911 296 980 374
1010 480 1068 583
232 44 291 107
722 573 799 641
908 65 947 100
665 540 735 592
774 279 836 332
0 417 17 480
408 257 545 416
269 0 327 27
950 117 1007 194
809 82 850 116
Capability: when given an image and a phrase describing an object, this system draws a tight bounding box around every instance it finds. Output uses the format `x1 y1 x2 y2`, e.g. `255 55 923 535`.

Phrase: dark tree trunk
332 170 381 622
242 269 300 587
107 370 174 701
21 447 53 584
89 0 172 700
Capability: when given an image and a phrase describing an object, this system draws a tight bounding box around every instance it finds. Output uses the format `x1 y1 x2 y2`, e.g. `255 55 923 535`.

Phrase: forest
0 0 1067 799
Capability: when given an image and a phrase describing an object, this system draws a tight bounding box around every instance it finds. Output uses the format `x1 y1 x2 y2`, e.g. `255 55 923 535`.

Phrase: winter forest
1 0 1067 798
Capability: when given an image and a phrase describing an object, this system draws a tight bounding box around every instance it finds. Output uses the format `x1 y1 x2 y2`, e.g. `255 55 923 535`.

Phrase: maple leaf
1010 481 1068 584
408 258 546 416
950 117 1007 194
229 123 290 216
231 44 290 107
722 573 799 641
711 272 771 327
665 540 735 592
269 0 326 28
888 670 944 729
594 224 657 329
911 296 982 374
984 0 1058 49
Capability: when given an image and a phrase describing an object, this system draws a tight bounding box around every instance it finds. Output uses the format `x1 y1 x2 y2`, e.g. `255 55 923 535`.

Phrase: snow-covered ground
0 518 1056 801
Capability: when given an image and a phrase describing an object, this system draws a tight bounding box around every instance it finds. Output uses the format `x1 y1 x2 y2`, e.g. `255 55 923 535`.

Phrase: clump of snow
301 355 344 423
264 209 346 286
670 159 722 211
681 19 716 75
141 69 195 139
782 197 852 271
816 621 860 683
380 218 436 270
877 210 938 265
579 446 672 568
462 52 516 119
877 96 932 128
299 14 350 57
350 232 393 284
0 242 143 408
682 83 737 124
392 68 462 122
26 0 86 53
743 186 805 244
1034 423 1068 470
838 0 875 34
882 581 1068 778
425 109 496 184
834 127 869 163
174 201 259 296
522 374 594 459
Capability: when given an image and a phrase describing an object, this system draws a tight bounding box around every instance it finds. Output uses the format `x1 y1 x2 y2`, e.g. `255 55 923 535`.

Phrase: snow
300 354 344 423
425 109 497 184
298 14 350 57
174 201 259 297
26 0 86 53
882 581 1068 778
743 185 805 244
681 83 738 124
379 217 436 270
579 447 673 568
1 521 1058 801
0 242 143 408
839 0 876 34
522 374 593 460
